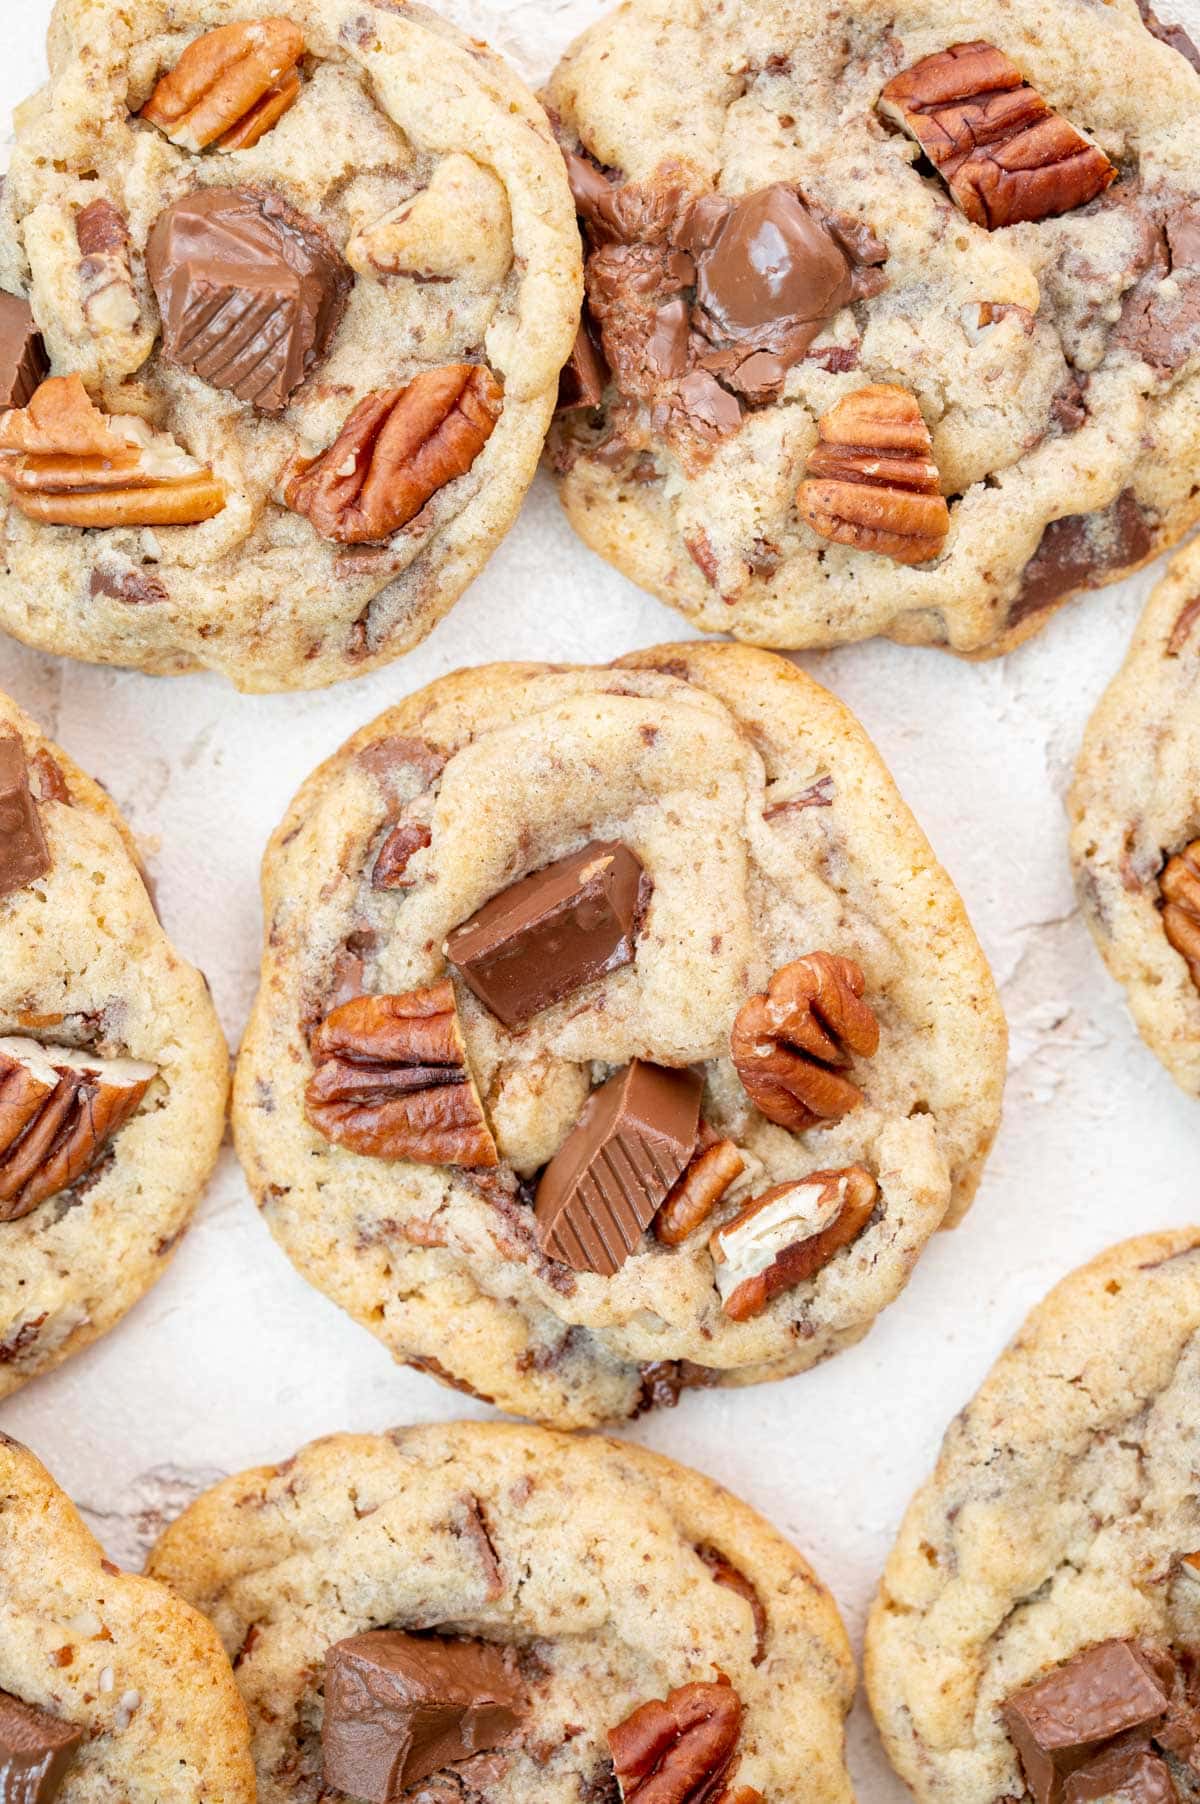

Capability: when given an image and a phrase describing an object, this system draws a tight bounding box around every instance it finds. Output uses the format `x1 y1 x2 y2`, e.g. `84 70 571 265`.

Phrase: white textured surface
2 3 1199 1798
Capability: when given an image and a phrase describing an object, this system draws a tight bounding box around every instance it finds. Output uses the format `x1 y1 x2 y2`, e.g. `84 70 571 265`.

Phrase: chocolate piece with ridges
0 738 50 901
0 1688 83 1802
322 1631 525 1799
0 294 48 411
447 841 647 1029
1002 1641 1172 1804
0 1036 157 1220
534 1060 701 1275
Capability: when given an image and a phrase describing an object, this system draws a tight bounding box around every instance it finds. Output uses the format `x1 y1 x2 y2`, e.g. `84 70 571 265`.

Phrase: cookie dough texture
0 0 580 690
0 692 227 1395
0 1434 256 1801
147 1420 857 1803
866 1229 1200 1804
1070 538 1200 1097
548 0 1200 656
233 643 1006 1426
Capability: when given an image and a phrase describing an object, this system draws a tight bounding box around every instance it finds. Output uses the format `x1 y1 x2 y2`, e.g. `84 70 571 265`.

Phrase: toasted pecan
141 18 305 153
797 384 949 565
608 1677 744 1803
711 1164 878 1321
730 951 879 1130
0 1037 156 1220
1161 839 1200 991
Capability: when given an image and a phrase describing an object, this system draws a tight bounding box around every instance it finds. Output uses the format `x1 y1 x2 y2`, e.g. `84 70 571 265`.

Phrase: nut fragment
1161 839 1200 990
797 385 950 566
346 154 513 290
711 1165 878 1322
730 952 880 1130
141 18 305 153
0 374 225 528
372 820 432 890
75 199 139 335
878 41 1116 229
654 1134 745 1245
0 1036 157 1220
305 981 498 1167
285 365 503 544
608 1677 744 1803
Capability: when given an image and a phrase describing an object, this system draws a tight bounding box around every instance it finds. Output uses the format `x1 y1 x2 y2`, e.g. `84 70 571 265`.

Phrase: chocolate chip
1003 1641 1171 1804
0 293 48 411
0 737 50 902
0 1688 83 1802
1009 489 1155 626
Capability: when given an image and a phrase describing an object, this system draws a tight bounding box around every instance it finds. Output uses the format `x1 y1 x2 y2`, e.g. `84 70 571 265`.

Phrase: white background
2 3 1199 1797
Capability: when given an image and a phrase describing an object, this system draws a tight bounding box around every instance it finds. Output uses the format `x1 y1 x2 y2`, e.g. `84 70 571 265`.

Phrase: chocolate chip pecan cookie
0 692 227 1394
1070 539 1200 1099
548 0 1200 657
146 1419 855 1804
866 1229 1200 1804
0 0 579 690
232 643 1006 1426
0 1432 256 1802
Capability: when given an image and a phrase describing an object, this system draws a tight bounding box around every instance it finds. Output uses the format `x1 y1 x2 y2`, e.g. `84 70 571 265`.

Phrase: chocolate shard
1003 1641 1172 1804
534 1060 702 1276
145 187 352 415
446 841 646 1029
0 737 50 902
0 294 49 412
322 1631 525 1800
0 1688 83 1802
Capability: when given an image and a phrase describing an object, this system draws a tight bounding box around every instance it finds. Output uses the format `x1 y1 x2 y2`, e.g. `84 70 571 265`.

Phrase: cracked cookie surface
548 0 1200 657
232 643 1006 1426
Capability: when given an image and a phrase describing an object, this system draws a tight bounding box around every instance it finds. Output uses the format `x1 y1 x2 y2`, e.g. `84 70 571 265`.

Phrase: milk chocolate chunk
1063 1740 1177 1803
447 841 646 1029
0 738 50 901
0 1688 83 1803
1010 489 1155 627
534 1060 702 1275
687 186 855 349
146 187 351 414
1003 1641 1171 1804
0 295 48 411
322 1631 525 1800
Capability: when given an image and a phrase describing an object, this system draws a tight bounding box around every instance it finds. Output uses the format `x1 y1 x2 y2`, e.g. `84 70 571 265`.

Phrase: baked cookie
0 0 579 691
547 0 1200 657
232 643 1006 1426
147 1419 856 1803
866 1229 1200 1804
1070 538 1200 1098
0 1432 256 1802
0 691 227 1394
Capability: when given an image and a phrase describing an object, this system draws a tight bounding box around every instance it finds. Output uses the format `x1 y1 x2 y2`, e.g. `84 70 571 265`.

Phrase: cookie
0 691 227 1394
232 642 1006 1426
0 1433 256 1802
1070 538 1200 1098
547 0 1200 658
866 1229 1200 1804
0 0 580 691
146 1419 856 1804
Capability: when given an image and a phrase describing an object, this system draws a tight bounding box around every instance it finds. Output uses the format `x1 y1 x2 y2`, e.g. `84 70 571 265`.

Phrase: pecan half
730 952 879 1130
878 41 1116 229
797 384 949 565
141 18 305 153
655 1133 745 1245
305 982 498 1167
0 1036 156 1220
285 365 503 544
711 1164 878 1321
1161 840 1200 990
76 200 139 334
0 375 225 527
608 1677 743 1803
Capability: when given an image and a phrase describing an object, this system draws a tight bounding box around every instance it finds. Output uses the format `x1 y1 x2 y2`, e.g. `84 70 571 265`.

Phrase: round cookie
1070 538 1200 1098
0 0 580 691
547 0 1200 658
0 1433 256 1801
233 643 1006 1426
0 691 228 1394
866 1230 1200 1804
147 1419 856 1804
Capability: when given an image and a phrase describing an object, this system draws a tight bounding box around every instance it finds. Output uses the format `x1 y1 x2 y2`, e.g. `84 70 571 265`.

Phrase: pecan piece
1161 840 1200 990
711 1164 878 1321
608 1676 744 1803
141 18 305 153
0 374 225 528
796 384 949 565
372 820 432 890
654 1133 745 1245
285 365 503 544
0 1036 156 1220
305 982 498 1167
879 41 1116 229
75 199 139 335
730 952 879 1130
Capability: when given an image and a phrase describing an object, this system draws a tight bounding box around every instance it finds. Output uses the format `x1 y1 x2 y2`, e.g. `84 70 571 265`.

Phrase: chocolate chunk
1010 489 1155 626
146 187 352 414
686 186 854 349
0 293 48 411
0 1688 83 1802
534 1060 702 1275
1117 202 1200 373
446 841 646 1029
322 1630 525 1799
1063 1740 1177 1803
557 318 609 411
1137 0 1200 70
1003 1642 1171 1804
0 737 50 902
